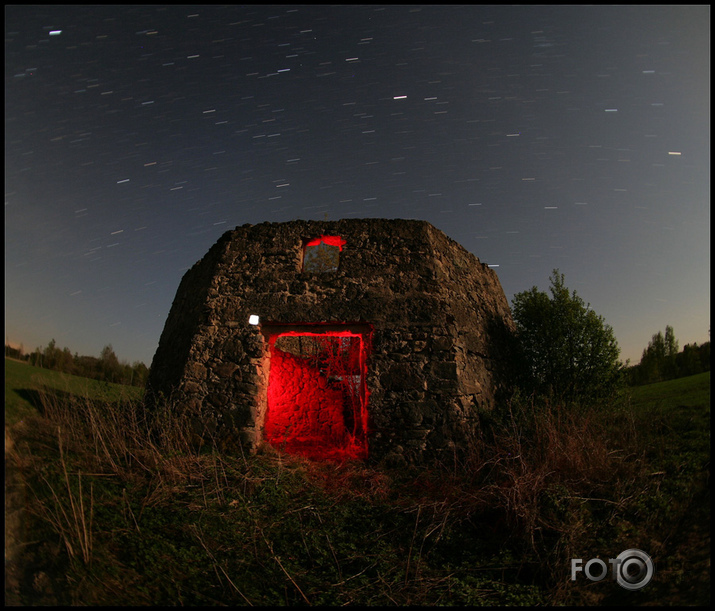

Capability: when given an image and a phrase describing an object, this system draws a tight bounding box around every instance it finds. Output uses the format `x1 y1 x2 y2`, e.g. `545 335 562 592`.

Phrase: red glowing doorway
262 324 371 461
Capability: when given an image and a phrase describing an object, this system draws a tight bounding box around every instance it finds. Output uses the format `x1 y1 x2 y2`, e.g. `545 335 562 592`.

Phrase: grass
5 358 143 426
627 371 710 410
5 359 709 605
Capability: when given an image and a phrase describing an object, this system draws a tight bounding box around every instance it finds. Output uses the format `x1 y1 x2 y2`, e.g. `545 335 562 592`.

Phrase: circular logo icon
614 549 654 590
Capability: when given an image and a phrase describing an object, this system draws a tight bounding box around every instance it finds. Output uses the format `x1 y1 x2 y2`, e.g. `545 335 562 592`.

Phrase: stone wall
146 218 515 465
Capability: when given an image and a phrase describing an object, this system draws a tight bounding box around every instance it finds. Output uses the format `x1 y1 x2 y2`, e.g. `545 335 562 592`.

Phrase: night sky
5 5 710 367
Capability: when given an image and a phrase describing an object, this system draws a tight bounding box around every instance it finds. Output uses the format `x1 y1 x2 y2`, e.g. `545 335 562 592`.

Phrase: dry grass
7 389 225 571
5 377 708 605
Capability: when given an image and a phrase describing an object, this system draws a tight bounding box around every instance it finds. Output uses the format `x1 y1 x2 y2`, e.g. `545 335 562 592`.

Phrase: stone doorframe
256 322 373 460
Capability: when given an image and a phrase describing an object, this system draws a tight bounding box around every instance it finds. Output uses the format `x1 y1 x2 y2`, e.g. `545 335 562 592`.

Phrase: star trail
5 5 710 366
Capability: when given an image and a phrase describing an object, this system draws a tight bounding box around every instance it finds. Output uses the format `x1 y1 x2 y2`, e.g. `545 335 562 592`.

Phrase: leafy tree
4 342 26 360
639 330 665 383
59 346 75 374
29 347 43 367
636 325 681 384
22 338 149 387
698 341 710 372
131 361 150 388
43 339 61 371
74 354 101 380
663 325 679 379
100 344 120 383
511 269 623 405
677 343 703 377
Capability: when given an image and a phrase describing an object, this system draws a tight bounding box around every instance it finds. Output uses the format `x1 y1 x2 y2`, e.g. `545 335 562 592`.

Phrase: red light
264 330 369 461
304 235 346 251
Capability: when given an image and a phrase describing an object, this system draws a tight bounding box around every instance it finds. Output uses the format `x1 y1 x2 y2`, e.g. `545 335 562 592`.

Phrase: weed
5 365 709 605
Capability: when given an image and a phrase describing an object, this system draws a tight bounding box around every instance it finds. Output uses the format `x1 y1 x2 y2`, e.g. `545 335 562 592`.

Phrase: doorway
261 324 371 460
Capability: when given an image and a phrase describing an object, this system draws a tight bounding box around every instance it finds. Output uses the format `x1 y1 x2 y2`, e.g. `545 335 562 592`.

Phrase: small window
302 235 345 273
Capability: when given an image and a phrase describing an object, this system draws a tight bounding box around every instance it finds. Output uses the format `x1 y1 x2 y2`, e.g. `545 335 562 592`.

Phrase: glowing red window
302 235 346 273
263 325 370 461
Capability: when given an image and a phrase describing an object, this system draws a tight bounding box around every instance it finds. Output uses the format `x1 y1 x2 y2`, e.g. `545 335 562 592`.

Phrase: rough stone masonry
146 218 515 465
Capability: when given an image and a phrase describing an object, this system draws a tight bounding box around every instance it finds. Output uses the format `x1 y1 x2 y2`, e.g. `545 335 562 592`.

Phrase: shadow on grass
14 388 54 413
15 386 137 415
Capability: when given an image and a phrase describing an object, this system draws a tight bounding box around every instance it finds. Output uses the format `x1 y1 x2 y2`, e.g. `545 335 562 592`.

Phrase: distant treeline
626 326 710 386
5 324 708 392
5 340 149 388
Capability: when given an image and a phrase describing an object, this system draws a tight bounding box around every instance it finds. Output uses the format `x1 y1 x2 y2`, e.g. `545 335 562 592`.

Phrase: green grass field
5 358 144 426
627 370 710 410
5 361 709 606
622 372 710 481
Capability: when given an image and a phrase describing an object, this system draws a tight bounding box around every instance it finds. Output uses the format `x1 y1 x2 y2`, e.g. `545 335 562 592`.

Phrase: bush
511 270 624 406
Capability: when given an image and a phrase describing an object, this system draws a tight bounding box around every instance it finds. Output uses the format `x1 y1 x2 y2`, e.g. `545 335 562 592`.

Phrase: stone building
146 218 514 464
